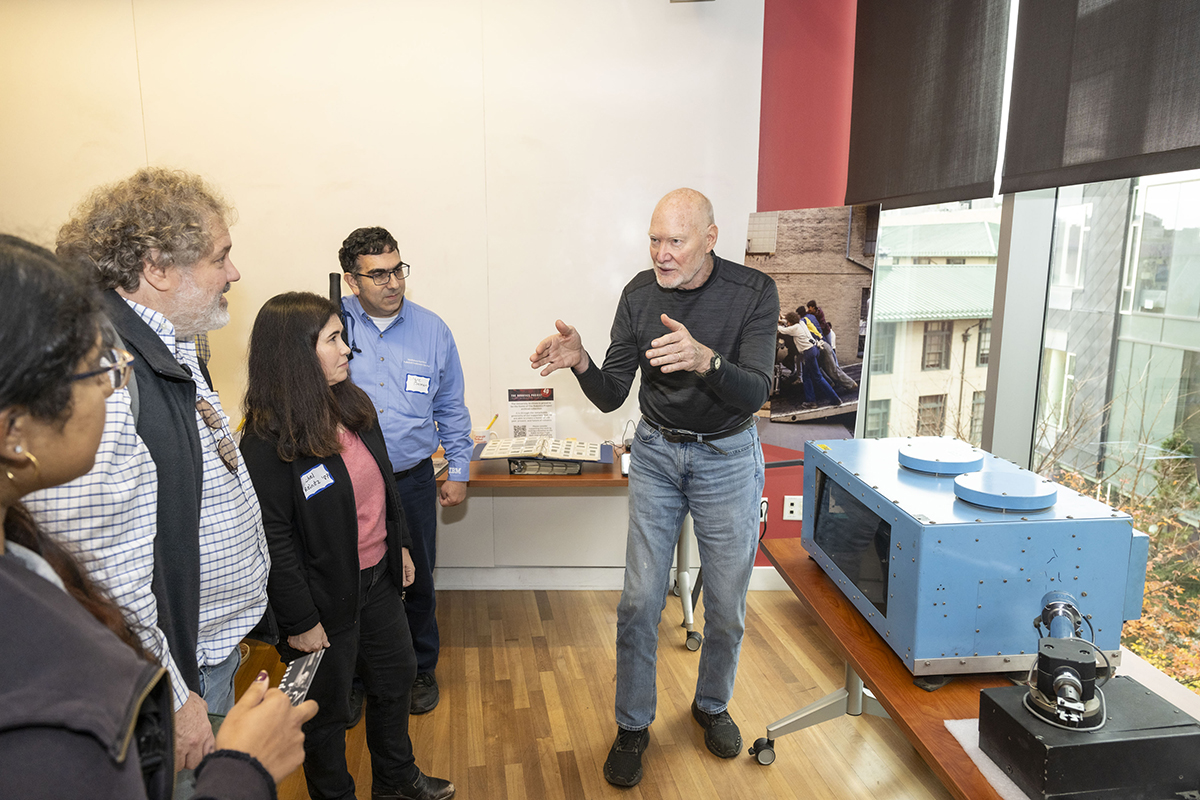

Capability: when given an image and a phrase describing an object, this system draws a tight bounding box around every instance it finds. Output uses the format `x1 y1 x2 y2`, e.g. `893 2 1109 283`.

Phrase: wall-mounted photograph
745 205 877 435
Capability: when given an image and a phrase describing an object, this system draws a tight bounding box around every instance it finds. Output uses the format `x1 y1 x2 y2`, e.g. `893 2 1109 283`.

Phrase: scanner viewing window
812 468 891 617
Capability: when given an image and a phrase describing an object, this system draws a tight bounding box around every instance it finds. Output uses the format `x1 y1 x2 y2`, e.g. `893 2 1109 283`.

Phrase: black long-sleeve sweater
575 255 779 433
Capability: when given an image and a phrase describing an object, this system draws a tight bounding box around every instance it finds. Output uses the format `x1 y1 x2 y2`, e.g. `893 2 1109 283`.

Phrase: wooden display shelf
759 535 1006 800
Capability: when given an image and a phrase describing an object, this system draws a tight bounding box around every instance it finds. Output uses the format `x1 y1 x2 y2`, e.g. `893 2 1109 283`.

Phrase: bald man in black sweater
531 188 779 787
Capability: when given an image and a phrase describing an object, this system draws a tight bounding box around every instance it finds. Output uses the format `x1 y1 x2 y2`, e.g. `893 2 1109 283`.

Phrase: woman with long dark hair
0 235 315 798
241 291 453 800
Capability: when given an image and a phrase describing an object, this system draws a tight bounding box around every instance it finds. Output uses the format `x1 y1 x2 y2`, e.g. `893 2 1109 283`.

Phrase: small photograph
746 205 877 434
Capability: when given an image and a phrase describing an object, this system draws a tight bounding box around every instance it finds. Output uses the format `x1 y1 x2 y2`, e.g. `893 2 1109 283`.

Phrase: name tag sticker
301 465 334 499
405 374 431 394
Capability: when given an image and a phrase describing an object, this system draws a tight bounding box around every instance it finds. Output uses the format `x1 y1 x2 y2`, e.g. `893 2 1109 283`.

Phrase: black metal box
978 676 1200 800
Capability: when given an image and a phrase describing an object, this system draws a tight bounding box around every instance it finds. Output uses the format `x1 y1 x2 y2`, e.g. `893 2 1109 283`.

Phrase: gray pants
817 340 856 390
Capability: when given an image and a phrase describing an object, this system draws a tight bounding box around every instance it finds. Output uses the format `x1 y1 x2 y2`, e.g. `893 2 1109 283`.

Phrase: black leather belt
393 457 431 480
642 415 755 444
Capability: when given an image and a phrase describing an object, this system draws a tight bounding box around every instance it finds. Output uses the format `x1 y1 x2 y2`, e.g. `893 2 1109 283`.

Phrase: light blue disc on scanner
953 470 1058 511
896 438 984 476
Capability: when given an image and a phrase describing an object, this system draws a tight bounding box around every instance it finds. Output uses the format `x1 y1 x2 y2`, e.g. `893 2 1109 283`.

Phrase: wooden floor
236 590 954 800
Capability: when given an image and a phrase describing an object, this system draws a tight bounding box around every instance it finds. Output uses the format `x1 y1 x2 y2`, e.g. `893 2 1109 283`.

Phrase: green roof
878 221 1000 257
873 264 995 322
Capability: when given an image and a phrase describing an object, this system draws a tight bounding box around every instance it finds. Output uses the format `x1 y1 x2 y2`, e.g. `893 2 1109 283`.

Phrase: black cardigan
240 422 412 639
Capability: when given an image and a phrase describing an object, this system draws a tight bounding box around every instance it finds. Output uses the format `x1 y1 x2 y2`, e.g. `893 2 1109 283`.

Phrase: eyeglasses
195 397 239 475
353 261 411 286
72 348 135 392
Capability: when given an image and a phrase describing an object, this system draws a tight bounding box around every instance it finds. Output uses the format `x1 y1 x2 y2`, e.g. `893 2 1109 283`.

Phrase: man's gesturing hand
646 314 713 374
530 319 589 376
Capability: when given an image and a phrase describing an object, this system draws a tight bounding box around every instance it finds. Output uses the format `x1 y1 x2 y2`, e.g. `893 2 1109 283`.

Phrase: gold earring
22 451 40 481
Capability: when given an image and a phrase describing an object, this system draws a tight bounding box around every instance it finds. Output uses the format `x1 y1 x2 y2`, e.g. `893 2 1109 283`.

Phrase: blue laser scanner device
801 437 1149 677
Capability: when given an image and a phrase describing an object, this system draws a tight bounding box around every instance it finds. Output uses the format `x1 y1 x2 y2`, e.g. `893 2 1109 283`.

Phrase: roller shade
845 0 1010 209
1001 0 1200 194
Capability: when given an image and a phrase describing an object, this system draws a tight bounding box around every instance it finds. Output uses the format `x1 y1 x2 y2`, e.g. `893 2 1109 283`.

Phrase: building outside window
917 394 946 436
865 398 891 438
922 321 952 370
1033 169 1200 499
865 202 998 439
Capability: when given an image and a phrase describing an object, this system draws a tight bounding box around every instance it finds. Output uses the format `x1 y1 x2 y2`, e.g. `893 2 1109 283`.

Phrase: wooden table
463 456 627 489
759 536 1007 800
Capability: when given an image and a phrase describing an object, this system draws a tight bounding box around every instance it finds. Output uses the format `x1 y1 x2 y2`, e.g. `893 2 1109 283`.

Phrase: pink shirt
338 429 388 569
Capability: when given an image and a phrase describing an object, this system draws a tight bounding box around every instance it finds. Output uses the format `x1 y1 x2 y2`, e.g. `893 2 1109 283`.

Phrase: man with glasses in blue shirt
339 227 472 716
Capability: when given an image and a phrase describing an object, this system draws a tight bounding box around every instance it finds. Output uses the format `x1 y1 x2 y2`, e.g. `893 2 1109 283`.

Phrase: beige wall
0 0 767 584
0 0 765 441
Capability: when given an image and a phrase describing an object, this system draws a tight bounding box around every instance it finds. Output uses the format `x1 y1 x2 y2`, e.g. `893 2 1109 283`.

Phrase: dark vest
103 290 206 694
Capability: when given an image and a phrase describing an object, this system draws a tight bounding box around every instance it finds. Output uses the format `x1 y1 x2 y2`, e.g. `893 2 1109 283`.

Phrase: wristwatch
701 351 722 377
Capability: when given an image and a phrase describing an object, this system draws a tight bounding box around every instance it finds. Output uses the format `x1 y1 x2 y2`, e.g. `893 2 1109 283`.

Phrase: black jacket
0 550 273 799
240 421 412 640
104 290 207 694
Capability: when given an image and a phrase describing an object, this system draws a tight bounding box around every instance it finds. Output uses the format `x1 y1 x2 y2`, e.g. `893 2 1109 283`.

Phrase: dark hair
0 234 147 658
0 235 100 421
338 227 398 273
243 292 377 461
784 311 801 325
806 300 818 310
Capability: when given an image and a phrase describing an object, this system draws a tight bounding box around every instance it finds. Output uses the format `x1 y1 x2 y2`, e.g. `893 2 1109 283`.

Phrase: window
977 319 991 366
870 321 896 374
1039 348 1075 432
922 321 952 370
946 257 966 265
914 256 933 265
917 394 946 436
1051 186 1090 288
969 391 986 446
1122 174 1200 317
866 399 891 439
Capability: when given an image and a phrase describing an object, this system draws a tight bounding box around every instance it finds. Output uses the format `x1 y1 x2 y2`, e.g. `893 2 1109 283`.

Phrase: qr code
513 425 527 436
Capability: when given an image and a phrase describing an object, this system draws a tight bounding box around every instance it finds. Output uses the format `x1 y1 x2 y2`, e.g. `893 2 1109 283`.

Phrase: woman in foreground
0 235 316 798
241 291 453 800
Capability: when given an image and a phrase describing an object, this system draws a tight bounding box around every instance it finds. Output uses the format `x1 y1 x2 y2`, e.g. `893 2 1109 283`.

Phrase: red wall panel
757 0 857 212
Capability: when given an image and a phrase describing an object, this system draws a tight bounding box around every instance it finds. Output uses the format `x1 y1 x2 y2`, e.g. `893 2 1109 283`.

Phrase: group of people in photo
776 299 858 409
1 172 776 797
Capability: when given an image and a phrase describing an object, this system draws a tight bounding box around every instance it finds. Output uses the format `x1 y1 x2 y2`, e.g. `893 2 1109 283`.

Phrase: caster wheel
748 738 775 765
672 581 681 597
685 631 702 651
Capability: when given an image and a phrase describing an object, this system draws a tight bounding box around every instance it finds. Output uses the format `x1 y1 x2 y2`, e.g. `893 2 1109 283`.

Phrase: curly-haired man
26 167 270 799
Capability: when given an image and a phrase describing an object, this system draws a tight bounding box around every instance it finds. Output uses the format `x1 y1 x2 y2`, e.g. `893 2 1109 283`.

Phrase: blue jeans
615 419 764 730
279 558 419 800
174 646 241 799
394 458 439 674
800 346 841 406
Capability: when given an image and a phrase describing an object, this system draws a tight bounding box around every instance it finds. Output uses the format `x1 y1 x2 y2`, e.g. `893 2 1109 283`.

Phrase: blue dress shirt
341 295 472 482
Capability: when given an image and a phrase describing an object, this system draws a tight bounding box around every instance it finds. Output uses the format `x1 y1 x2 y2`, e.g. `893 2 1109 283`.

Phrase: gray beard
170 270 229 338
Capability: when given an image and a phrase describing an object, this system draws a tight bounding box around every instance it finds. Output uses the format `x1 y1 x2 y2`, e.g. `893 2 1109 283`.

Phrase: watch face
713 355 722 370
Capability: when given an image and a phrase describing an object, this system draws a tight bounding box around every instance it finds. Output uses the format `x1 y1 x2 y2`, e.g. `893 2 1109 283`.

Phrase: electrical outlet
760 497 769 522
783 495 803 521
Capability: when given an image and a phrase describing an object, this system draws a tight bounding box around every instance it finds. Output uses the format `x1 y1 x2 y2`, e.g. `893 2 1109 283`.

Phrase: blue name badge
301 464 334 499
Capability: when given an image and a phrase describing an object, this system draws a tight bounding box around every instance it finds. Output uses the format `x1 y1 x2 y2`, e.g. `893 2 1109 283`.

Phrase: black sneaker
603 726 650 787
371 770 455 800
410 672 439 714
691 700 741 758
